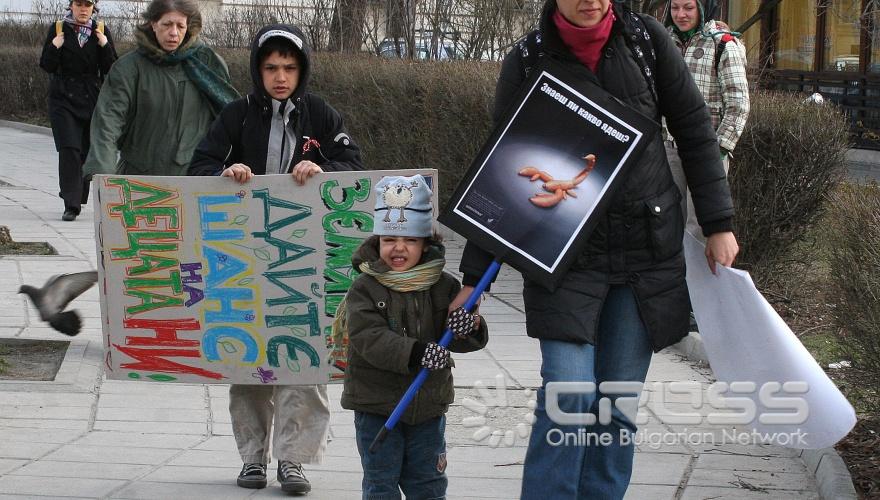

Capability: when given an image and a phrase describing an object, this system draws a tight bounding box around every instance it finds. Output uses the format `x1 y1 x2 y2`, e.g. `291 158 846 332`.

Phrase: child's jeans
229 384 330 464
354 411 448 500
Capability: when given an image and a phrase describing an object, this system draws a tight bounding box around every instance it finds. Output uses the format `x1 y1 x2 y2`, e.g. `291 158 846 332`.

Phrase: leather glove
420 342 450 370
447 307 477 339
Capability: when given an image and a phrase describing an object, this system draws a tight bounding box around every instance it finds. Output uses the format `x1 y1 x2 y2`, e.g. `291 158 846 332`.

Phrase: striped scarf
63 11 94 47
330 257 446 354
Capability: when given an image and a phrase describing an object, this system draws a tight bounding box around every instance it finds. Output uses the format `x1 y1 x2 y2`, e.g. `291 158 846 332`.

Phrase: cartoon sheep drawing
381 179 419 223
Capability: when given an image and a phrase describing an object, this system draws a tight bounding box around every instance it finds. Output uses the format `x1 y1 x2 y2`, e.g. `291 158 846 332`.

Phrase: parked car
377 37 459 60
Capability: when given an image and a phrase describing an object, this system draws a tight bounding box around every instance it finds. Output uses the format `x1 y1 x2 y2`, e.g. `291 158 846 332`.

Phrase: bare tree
329 0 368 51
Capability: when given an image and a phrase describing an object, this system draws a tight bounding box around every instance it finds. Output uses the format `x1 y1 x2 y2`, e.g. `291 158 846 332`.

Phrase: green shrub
0 46 49 126
729 91 850 288
825 183 880 410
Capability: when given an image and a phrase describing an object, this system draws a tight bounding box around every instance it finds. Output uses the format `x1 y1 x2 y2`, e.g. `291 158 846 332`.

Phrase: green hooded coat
83 25 235 176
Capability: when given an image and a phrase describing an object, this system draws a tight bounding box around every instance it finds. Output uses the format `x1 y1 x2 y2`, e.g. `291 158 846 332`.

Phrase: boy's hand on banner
705 231 739 274
291 160 322 186
222 163 254 184
420 343 450 370
52 33 64 48
447 307 478 339
96 31 108 47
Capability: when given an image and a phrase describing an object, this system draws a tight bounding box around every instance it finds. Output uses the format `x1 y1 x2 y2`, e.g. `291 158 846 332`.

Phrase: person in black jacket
39 0 116 221
189 24 362 496
451 0 739 498
188 25 362 183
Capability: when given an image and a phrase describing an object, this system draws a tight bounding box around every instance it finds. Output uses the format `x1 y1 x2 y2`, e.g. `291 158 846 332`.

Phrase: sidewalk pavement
0 123 821 499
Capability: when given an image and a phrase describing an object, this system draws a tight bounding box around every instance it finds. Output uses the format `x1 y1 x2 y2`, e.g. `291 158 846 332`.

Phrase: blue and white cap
373 175 433 237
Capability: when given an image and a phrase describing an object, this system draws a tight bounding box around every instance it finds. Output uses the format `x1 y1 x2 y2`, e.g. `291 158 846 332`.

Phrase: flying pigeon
18 271 98 336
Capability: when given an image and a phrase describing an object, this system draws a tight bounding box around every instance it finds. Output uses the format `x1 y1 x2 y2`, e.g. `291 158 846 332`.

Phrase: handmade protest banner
93 170 437 384
439 58 658 290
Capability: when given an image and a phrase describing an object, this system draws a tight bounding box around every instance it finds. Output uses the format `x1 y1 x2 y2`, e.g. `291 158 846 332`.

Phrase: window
728 0 763 68
775 0 819 70
824 0 863 71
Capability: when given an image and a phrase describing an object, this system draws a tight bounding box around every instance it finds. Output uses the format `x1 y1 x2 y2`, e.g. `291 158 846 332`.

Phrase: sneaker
62 209 77 222
237 462 267 489
277 460 311 494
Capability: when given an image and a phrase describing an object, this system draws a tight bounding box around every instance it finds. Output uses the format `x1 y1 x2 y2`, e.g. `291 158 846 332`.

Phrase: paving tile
0 428 82 445
9 460 152 480
96 407 208 423
0 460 26 476
138 465 242 484
73 431 206 450
0 418 89 431
167 449 242 468
41 444 180 465
0 442 58 460
694 454 808 473
687 468 817 490
109 481 251 500
0 475 125 497
0 406 92 420
98 394 208 410
680 486 819 499
623 484 678 499
92 420 207 435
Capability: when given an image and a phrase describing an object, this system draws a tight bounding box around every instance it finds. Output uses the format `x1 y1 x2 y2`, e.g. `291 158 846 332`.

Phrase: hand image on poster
441 60 658 289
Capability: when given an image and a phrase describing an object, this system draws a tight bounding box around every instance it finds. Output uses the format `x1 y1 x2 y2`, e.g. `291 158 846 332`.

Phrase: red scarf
553 7 615 73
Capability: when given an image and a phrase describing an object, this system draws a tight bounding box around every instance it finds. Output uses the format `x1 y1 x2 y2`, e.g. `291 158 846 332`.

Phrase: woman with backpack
39 0 116 221
453 0 739 498
665 0 750 240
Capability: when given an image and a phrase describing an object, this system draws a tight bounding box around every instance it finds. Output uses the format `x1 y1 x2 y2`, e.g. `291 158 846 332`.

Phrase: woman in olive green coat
83 0 238 176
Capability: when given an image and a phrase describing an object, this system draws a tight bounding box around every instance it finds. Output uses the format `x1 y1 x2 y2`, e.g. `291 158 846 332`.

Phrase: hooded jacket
83 20 231 176
188 24 363 176
663 0 750 152
341 236 488 425
460 0 734 351
39 18 117 150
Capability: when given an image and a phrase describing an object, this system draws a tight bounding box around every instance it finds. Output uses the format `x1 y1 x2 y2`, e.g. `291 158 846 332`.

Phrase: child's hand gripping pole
368 259 502 453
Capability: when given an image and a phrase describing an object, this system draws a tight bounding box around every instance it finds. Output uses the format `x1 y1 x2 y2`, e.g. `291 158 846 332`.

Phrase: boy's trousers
229 384 331 464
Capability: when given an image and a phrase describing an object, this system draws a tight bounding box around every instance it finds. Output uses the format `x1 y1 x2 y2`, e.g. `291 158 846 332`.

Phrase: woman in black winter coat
39 0 116 221
452 0 739 498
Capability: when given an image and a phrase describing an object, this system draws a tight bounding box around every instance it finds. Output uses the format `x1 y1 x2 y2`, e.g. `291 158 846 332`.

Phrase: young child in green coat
340 174 488 499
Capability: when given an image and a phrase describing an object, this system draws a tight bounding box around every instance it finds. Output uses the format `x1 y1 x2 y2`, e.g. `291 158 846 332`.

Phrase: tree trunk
329 0 368 52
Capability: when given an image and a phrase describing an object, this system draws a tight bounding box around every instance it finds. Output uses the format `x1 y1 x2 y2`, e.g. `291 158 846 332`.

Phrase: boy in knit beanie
338 174 489 499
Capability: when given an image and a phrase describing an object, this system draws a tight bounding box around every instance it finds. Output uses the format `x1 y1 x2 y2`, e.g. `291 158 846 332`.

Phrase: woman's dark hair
257 36 302 67
138 0 202 39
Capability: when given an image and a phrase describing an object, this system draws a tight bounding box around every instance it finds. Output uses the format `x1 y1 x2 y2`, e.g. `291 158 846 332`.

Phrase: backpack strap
714 33 735 71
621 11 658 104
55 20 63 36
517 10 658 104
517 30 543 79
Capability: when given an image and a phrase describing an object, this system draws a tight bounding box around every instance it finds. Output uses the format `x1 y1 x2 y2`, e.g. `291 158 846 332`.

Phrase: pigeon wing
41 271 98 314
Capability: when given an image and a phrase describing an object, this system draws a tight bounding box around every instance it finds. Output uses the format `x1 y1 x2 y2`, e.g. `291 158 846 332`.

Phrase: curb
0 120 52 136
669 333 858 500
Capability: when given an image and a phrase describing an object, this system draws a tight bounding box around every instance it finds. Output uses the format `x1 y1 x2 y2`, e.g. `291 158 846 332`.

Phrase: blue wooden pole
368 259 502 453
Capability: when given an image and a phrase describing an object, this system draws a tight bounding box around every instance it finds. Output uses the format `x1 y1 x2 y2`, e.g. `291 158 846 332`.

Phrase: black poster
439 58 659 290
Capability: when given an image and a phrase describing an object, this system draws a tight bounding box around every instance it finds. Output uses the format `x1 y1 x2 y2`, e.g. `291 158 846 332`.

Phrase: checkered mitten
420 342 449 370
447 307 476 339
